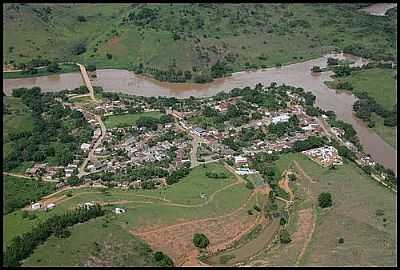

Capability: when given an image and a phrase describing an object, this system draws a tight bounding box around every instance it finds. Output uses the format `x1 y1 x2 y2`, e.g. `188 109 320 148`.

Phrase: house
46 203 56 210
81 143 91 152
234 156 248 165
31 202 42 210
193 127 206 137
79 202 95 209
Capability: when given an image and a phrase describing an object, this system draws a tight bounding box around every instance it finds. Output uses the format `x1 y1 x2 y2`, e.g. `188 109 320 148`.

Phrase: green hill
3 3 397 82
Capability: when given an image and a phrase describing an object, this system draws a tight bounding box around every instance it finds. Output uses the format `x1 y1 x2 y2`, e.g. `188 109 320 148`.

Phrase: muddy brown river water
3 53 396 173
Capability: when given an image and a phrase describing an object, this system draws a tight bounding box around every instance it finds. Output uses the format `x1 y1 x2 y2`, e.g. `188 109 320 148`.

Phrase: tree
72 42 87 55
279 229 291 244
47 62 61 73
288 174 296 181
67 176 81 187
327 57 339 66
106 53 113 59
77 15 86 22
318 192 333 208
192 233 209 248
311 66 322 72
154 251 174 267
86 64 96 71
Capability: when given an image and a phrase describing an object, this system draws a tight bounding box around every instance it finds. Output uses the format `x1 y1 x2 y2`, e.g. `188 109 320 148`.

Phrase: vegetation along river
3 53 396 172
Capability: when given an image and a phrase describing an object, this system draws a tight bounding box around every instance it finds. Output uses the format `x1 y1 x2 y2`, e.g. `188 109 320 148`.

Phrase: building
113 207 126 214
234 156 248 165
302 146 343 167
271 114 290 124
193 127 206 137
81 143 91 152
235 167 257 175
31 202 42 210
46 203 56 210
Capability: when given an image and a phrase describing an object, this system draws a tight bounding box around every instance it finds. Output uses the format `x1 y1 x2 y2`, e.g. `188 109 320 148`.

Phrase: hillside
3 3 397 82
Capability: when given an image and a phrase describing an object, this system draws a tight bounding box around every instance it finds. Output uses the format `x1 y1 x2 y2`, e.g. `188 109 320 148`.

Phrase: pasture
251 152 396 266
103 111 163 129
4 175 56 215
329 68 396 110
4 4 396 79
22 218 157 266
4 163 255 265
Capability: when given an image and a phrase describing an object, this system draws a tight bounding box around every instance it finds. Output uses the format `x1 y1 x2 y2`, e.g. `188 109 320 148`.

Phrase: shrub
279 229 291 244
106 53 113 59
193 233 210 248
375 209 385 216
318 192 333 208
86 64 96 71
77 15 86 22
154 251 174 266
338 237 344 244
311 66 322 72
246 181 255 190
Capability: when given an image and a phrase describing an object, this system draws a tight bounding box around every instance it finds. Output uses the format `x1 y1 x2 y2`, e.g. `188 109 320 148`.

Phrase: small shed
113 207 126 214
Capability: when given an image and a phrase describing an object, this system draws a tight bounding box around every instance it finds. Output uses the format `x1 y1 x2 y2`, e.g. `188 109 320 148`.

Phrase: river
3 53 396 172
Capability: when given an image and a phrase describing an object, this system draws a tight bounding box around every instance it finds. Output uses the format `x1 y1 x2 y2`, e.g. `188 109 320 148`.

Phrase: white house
80 143 91 152
31 202 42 210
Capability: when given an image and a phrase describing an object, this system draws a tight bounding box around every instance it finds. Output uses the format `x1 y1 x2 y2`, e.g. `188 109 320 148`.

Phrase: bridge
77 63 96 101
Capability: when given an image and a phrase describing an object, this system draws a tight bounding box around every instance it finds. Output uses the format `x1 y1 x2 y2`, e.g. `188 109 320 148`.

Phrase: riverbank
3 64 80 79
324 67 397 148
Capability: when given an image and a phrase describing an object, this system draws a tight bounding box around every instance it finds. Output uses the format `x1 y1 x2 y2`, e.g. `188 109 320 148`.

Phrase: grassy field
22 218 158 266
253 152 396 266
3 4 396 80
4 175 56 215
3 64 79 79
4 163 251 249
103 111 163 129
327 68 396 110
325 68 397 147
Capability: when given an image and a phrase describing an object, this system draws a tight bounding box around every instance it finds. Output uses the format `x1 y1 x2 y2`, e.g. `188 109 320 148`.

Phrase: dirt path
3 172 33 179
293 160 316 183
295 208 317 265
279 171 294 202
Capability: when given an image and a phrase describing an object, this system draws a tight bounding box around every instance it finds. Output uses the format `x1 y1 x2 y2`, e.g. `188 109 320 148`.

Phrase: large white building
271 114 290 124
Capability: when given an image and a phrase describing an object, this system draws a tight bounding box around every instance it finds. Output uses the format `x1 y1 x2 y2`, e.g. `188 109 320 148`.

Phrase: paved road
77 107 107 177
77 63 96 101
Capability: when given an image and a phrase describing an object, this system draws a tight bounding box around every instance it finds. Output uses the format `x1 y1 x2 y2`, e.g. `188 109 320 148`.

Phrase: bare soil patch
133 207 256 265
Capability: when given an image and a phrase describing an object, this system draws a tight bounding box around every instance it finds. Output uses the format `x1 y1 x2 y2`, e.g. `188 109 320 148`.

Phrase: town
20 82 395 212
